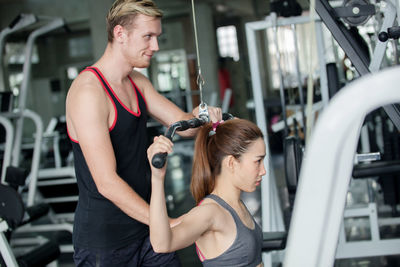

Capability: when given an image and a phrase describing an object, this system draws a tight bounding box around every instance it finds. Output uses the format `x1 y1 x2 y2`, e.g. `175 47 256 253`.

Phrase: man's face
123 14 162 68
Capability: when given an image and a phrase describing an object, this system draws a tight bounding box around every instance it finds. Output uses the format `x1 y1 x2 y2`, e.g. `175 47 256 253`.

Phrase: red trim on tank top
128 76 148 110
90 67 141 117
195 243 206 262
194 198 207 262
84 67 117 131
66 67 118 143
66 125 78 143
67 67 118 144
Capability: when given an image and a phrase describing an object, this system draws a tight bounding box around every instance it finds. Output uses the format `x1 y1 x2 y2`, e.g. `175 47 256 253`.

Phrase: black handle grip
151 152 168 169
388 26 400 39
379 26 400 42
151 113 234 169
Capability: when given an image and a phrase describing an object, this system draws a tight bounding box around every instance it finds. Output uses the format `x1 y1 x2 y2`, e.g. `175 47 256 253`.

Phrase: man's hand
192 105 222 123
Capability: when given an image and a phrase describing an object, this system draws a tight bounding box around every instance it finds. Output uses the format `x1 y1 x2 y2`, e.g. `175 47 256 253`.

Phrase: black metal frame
315 0 400 131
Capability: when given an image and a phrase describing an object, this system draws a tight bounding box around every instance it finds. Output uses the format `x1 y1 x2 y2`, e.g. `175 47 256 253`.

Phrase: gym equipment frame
245 13 328 266
0 15 75 255
0 14 37 92
284 65 400 267
11 16 65 168
315 0 400 131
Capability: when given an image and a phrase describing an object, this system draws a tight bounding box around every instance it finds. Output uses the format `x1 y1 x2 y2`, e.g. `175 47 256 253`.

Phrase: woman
147 118 266 267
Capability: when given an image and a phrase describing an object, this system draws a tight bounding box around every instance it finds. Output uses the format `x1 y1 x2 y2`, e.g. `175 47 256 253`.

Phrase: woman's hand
147 135 173 180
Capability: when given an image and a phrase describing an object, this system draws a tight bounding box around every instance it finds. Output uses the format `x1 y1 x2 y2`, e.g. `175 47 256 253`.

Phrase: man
66 0 221 266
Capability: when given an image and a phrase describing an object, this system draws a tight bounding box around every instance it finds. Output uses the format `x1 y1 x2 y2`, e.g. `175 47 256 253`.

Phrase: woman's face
233 138 266 192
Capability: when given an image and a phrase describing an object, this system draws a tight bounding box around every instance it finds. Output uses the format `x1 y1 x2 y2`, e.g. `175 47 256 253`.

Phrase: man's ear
113 25 126 42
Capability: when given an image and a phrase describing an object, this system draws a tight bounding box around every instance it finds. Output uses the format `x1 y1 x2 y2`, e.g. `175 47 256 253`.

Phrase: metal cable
191 0 205 106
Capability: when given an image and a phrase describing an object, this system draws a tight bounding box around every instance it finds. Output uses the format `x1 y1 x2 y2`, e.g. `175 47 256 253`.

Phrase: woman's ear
225 155 237 173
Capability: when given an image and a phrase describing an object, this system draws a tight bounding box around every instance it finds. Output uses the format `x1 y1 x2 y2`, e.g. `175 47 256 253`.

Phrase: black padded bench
262 231 287 252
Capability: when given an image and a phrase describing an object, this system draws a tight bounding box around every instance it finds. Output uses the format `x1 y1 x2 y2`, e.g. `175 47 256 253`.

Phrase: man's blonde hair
106 0 163 42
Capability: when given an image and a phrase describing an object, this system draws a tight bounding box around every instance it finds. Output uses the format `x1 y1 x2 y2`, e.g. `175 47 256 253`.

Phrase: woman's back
196 194 262 267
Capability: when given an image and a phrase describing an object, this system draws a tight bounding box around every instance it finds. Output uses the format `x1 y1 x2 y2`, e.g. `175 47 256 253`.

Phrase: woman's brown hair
190 119 264 204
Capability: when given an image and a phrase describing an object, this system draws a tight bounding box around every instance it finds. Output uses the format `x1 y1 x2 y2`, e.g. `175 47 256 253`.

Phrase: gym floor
24 147 400 266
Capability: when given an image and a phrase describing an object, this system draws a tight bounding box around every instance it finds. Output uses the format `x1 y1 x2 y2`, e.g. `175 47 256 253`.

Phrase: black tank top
69 67 150 249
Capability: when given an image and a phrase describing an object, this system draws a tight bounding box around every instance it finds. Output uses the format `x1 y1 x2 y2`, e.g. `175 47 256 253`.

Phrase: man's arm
66 73 151 225
132 71 222 137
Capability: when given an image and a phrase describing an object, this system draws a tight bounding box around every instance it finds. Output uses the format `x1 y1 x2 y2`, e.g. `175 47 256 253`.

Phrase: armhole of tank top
195 242 206 262
195 196 241 263
83 67 117 131
240 199 256 230
66 124 78 143
128 75 148 110
194 197 208 262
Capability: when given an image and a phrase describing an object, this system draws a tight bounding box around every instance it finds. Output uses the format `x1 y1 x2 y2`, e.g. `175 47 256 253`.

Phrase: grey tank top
197 194 263 267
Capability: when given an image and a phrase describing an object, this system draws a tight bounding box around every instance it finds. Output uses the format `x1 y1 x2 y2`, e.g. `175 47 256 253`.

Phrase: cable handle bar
151 113 234 169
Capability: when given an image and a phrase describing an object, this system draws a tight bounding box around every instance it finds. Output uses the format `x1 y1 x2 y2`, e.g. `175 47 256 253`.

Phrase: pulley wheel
342 0 372 26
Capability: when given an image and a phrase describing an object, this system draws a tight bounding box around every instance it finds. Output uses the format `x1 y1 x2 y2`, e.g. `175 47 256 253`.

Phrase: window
68 36 92 58
6 42 39 64
216 25 239 61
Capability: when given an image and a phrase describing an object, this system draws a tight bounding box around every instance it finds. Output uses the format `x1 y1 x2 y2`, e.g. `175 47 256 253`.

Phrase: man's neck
95 44 133 83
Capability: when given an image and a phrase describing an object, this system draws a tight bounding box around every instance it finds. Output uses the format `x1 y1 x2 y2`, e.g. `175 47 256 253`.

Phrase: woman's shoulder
193 198 222 214
184 198 224 223
193 197 233 230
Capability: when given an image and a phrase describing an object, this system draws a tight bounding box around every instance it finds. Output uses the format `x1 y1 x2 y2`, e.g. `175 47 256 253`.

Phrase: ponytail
190 123 214 204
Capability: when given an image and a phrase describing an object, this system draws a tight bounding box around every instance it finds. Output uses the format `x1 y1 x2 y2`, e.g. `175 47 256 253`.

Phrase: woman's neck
211 177 241 208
